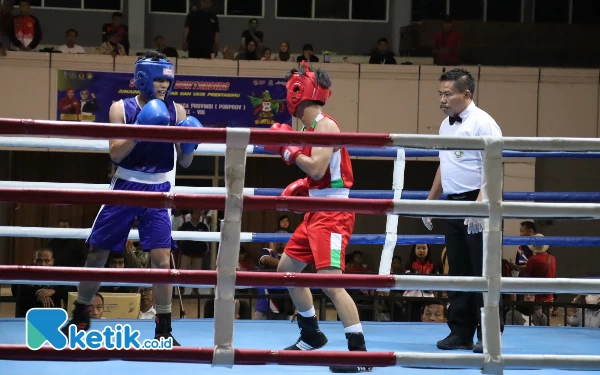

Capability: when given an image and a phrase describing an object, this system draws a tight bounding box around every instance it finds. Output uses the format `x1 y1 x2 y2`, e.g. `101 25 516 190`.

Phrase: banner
56 70 292 128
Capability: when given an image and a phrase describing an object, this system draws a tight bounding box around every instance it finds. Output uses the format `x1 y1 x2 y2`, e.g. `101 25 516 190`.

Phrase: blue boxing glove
178 116 203 154
135 99 170 125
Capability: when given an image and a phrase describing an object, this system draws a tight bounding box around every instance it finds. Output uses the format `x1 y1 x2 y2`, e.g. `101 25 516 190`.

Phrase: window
486 0 521 22
276 0 312 18
450 0 483 21
24 0 43 6
315 0 349 19
150 0 187 13
277 0 388 21
44 0 81 8
352 0 387 21
226 0 262 16
411 0 446 22
572 0 600 25
84 0 121 10
534 0 569 23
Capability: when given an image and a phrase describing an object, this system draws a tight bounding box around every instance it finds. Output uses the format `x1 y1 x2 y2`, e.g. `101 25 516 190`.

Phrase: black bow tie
449 115 462 125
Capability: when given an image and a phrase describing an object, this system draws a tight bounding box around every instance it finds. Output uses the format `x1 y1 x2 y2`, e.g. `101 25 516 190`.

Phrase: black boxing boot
61 302 92 338
155 313 180 346
330 332 372 373
285 314 328 350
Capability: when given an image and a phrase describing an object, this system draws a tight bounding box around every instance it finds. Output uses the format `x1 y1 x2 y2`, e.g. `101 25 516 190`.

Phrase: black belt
446 189 480 201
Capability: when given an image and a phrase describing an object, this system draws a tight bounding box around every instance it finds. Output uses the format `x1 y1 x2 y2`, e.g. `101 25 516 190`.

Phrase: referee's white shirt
439 101 502 195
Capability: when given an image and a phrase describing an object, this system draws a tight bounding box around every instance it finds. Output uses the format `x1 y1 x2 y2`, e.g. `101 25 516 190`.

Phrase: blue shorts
87 178 173 252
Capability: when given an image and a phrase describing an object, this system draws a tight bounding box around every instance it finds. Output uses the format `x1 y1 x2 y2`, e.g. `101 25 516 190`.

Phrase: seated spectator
238 246 256 271
99 252 138 293
56 28 85 54
391 255 405 274
345 250 371 274
154 35 178 58
521 234 556 307
273 40 291 62
369 37 396 65
99 30 125 57
235 39 259 60
509 221 538 276
126 239 148 268
139 288 156 319
92 293 104 319
178 209 210 295
421 300 446 323
102 11 129 55
433 15 462 65
255 233 294 320
506 294 548 326
405 244 439 275
12 248 67 317
48 218 87 267
240 18 264 53
297 44 319 63
171 209 190 231
269 215 292 252
567 294 600 328
261 47 274 61
9 0 41 52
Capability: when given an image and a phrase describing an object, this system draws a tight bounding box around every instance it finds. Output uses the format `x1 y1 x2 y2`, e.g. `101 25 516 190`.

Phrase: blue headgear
134 57 175 99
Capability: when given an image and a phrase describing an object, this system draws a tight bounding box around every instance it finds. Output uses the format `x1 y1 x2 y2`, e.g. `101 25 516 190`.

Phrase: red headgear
285 60 331 116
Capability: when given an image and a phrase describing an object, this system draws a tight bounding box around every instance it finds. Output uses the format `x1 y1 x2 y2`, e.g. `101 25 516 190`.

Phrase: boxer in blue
62 51 202 345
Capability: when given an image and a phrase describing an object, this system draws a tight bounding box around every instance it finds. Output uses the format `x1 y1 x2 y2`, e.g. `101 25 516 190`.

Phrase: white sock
344 323 363 334
298 307 316 318
155 304 172 315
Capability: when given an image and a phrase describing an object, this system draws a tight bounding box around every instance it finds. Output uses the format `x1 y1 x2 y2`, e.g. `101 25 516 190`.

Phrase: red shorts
284 211 355 271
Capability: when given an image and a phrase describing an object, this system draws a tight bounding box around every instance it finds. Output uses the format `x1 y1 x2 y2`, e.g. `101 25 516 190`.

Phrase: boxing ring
0 118 600 374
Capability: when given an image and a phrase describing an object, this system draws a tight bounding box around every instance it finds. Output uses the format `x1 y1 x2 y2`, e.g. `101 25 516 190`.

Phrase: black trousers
445 190 504 340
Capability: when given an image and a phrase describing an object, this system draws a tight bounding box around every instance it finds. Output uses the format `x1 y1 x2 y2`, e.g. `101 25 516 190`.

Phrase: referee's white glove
422 217 433 231
464 218 484 234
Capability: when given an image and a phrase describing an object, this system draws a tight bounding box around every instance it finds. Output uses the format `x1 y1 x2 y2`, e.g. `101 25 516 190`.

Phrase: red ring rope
0 118 393 147
0 266 397 289
0 189 395 215
0 345 398 367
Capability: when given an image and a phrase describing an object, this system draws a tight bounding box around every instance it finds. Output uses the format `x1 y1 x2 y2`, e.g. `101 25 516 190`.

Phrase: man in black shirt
183 0 219 59
179 209 210 294
240 18 264 54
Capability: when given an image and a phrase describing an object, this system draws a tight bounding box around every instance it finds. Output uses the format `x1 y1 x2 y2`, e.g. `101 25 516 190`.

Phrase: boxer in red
265 61 371 373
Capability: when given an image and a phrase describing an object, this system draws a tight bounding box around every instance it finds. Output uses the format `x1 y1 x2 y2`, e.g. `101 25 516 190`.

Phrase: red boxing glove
282 178 309 197
264 123 303 165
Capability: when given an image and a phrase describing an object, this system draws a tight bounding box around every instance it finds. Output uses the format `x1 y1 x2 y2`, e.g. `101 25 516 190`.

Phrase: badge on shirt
454 151 464 158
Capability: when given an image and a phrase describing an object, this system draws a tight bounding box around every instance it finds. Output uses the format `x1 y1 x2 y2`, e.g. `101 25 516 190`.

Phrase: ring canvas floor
1 319 599 374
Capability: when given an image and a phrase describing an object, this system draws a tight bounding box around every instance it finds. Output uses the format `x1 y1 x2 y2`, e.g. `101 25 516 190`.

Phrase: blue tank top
116 97 178 174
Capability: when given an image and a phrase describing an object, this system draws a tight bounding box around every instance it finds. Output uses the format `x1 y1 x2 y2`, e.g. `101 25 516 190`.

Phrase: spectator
102 11 129 55
509 221 538 275
296 43 319 63
99 252 138 293
369 37 396 65
391 255 405 274
521 234 556 306
12 248 67 317
178 209 210 295
274 40 291 62
421 301 447 323
405 244 439 275
235 39 259 60
345 250 371 274
268 215 292 252
171 209 190 231
261 47 274 61
433 15 462 65
567 294 600 328
0 0 14 49
139 288 156 319
255 231 294 320
154 35 178 58
99 30 125 57
184 0 219 59
125 239 148 268
56 28 85 54
48 218 87 267
240 18 264 53
506 294 548 326
9 0 41 52
91 293 104 319
238 246 256 270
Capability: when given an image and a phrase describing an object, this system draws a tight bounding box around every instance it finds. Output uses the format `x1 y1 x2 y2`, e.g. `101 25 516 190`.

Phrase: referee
423 68 503 354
